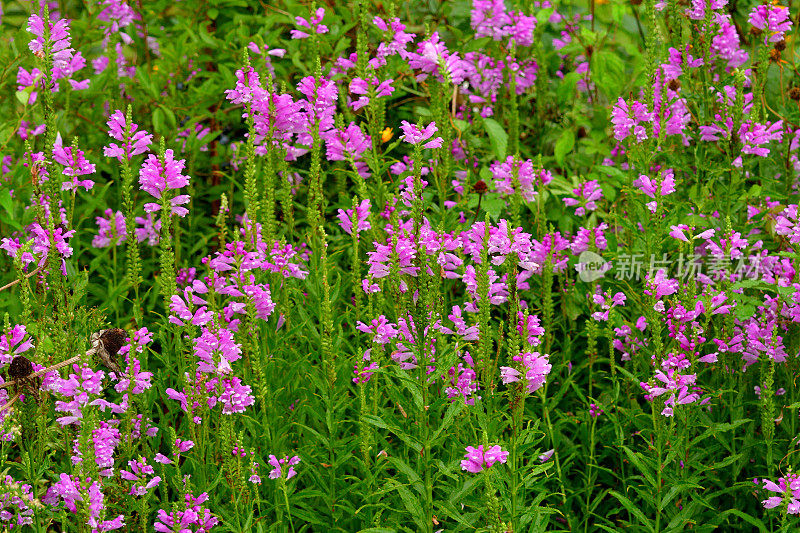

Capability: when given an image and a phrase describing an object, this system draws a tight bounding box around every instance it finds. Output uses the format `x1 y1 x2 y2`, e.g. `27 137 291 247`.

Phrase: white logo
576 251 611 282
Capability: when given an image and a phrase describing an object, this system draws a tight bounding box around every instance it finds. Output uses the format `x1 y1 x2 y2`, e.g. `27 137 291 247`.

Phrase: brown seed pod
473 180 488 195
790 87 800 101
8 356 34 380
775 39 786 52
100 328 127 357
89 329 124 374
668 79 681 92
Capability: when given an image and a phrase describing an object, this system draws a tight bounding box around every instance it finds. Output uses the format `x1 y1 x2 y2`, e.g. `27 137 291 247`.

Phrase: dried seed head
8 356 34 380
99 328 127 357
790 87 800 101
473 180 488 195
775 39 786 52
668 79 681 92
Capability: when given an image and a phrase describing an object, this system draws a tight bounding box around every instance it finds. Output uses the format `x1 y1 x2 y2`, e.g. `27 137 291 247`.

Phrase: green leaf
0 189 13 217
592 49 626 99
362 415 422 452
620 446 657 489
388 481 426 531
557 71 580 105
152 107 165 134
707 509 767 532
158 105 177 130
481 193 505 221
15 89 32 105
430 400 465 444
608 490 655 532
555 129 575 166
483 118 508 159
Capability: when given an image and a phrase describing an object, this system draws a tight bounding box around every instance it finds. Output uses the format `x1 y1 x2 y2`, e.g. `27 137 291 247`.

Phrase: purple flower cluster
104 110 153 162
748 3 792 44
761 473 800 513
0 475 35 529
563 180 603 216
138 149 191 217
460 444 509 473
290 7 328 40
93 209 127 248
268 454 300 479
445 351 481 405
121 457 161 496
491 156 552 202
399 121 443 149
53 135 96 191
154 489 218 532
43 474 124 532
337 199 371 235
471 0 537 47
500 351 552 393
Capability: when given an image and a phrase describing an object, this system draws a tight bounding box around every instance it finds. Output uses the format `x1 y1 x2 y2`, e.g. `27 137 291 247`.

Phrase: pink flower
761 473 800 513
460 445 486 473
138 150 191 217
749 4 792 43
460 444 509 473
563 180 603 216
52 135 95 191
268 454 301 479
93 209 127 248
27 14 74 70
104 110 153 162
337 199 371 235
290 7 327 39
399 121 443 149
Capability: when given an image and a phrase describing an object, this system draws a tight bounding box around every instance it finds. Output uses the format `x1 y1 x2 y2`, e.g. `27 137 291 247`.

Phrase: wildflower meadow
2 0 800 531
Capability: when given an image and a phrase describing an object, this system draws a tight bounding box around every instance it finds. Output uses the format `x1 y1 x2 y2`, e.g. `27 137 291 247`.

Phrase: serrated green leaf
555 129 575 166
608 490 655 532
592 49 626 99
483 118 508 159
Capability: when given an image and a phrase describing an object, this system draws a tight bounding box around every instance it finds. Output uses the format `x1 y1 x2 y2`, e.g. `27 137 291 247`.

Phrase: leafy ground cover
1 0 800 531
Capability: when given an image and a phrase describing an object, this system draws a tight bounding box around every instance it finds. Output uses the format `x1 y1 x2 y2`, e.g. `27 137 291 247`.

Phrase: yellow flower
380 127 393 143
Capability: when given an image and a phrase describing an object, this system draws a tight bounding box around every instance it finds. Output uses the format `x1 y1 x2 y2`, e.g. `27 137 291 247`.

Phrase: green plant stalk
243 99 259 249
652 399 664 533
586 318 599 401
538 386 567 506
263 144 277 244
477 215 492 385
351 197 362 318
158 197 176 308
12 248 34 324
583 414 598 533
507 46 519 157
37 11 68 321
121 106 143 324
761 352 776 468
277 152 295 236
510 385 524 531
280 476 296 533
319 228 338 522
542 251 555 356
505 256 523 529
410 236 434 533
